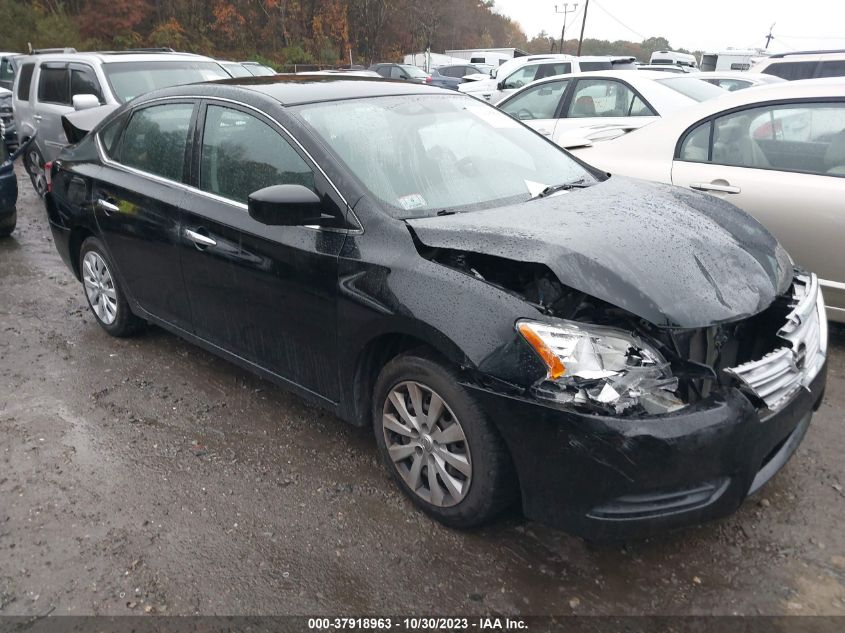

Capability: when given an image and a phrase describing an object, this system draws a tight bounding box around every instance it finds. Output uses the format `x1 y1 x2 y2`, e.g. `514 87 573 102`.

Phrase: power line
589 0 647 41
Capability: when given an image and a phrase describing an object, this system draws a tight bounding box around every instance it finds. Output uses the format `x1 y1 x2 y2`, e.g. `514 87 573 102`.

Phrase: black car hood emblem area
407 177 792 329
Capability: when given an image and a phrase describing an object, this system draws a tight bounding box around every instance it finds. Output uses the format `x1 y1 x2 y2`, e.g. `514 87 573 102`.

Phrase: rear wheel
79 237 144 337
23 144 47 198
373 352 516 528
0 207 15 237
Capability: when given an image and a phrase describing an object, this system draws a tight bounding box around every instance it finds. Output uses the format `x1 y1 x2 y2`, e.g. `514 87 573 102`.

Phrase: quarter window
117 103 194 182
38 66 70 105
500 79 569 121
677 102 845 176
762 61 817 81
817 60 845 79
200 105 315 204
567 79 655 118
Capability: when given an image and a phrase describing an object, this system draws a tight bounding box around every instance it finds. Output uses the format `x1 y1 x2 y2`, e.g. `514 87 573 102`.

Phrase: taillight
425 75 432 84
44 161 53 193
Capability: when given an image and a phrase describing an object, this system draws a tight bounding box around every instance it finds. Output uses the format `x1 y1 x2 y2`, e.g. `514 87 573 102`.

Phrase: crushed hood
407 177 792 328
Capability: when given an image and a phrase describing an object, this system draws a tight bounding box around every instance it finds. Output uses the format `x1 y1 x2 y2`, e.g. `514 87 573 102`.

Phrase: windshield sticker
524 180 548 197
398 194 427 210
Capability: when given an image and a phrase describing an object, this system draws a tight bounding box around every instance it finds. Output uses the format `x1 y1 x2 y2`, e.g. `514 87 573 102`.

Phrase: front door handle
33 115 43 122
185 228 217 248
97 198 119 214
690 181 741 194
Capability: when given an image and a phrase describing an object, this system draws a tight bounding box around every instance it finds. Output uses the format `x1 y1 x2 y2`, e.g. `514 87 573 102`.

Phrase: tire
79 236 144 337
23 143 47 198
0 207 14 237
373 351 517 528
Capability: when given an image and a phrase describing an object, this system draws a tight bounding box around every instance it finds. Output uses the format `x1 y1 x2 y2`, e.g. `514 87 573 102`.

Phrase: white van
649 50 698 69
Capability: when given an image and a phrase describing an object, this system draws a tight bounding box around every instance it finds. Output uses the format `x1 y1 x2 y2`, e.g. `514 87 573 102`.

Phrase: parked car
697 71 786 91
218 60 253 78
434 63 491 81
0 87 15 149
459 55 631 102
649 50 699 70
0 52 21 90
12 49 229 197
572 79 845 322
752 50 845 80
369 63 432 84
297 70 381 78
428 67 470 90
240 61 277 77
0 132 35 237
497 71 726 148
46 76 826 538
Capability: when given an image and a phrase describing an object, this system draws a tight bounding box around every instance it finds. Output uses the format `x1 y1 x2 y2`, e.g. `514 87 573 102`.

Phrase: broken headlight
517 319 686 415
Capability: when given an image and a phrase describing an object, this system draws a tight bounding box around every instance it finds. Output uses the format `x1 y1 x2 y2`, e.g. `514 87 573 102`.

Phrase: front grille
726 272 827 410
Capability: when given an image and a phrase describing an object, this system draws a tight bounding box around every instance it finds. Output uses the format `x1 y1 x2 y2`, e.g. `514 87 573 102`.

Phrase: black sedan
45 76 828 539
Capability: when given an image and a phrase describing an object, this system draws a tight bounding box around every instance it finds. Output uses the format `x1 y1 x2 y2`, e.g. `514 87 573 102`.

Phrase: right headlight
517 319 686 415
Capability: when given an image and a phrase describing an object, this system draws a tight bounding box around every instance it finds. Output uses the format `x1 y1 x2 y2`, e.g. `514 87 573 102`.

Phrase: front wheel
373 352 517 528
79 237 144 337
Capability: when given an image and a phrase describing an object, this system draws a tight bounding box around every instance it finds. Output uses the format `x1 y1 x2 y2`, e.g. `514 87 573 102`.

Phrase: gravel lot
1 166 844 617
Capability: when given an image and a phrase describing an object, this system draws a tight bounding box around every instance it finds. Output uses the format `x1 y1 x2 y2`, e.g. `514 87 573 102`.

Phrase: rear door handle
185 228 217 247
690 182 741 194
33 115 43 121
536 128 552 136
97 198 119 214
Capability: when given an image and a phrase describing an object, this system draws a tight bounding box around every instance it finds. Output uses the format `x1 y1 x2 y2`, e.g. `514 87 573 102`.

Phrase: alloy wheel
382 380 472 507
28 150 47 197
82 251 118 325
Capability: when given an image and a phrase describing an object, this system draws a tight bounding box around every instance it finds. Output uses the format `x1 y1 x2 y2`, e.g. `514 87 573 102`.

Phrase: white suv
752 50 845 81
13 49 228 196
458 55 632 102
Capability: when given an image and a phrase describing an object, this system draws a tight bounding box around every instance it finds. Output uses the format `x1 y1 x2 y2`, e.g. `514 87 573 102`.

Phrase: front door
93 101 196 330
179 102 346 400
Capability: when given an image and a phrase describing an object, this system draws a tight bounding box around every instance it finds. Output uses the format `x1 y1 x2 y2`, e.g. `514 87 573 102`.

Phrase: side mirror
491 68 498 78
72 94 100 111
497 80 505 91
248 184 326 226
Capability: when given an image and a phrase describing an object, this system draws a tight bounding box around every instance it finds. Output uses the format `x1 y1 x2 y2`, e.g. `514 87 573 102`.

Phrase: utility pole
554 4 578 55
765 23 776 49
577 0 590 56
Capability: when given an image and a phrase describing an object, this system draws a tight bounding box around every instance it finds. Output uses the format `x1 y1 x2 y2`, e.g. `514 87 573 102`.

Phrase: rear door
671 100 845 316
178 100 347 399
92 100 196 330
555 77 658 143
34 62 73 161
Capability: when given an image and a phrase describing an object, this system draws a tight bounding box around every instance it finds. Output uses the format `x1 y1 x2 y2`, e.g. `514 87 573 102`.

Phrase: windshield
655 77 726 101
296 95 592 218
401 65 430 79
244 64 276 77
222 62 252 78
103 61 229 103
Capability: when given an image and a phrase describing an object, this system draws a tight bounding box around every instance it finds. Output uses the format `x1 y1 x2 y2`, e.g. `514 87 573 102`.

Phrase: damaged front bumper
467 361 826 539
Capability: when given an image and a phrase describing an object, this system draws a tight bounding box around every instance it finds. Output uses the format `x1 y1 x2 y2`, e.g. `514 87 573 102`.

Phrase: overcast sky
492 0 845 53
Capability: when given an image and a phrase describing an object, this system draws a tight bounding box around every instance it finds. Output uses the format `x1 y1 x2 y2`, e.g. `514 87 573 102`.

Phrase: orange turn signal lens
517 322 566 380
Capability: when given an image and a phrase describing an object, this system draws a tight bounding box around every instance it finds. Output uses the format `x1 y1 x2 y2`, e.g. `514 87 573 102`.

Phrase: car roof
149 74 452 106
697 71 784 82
14 51 216 64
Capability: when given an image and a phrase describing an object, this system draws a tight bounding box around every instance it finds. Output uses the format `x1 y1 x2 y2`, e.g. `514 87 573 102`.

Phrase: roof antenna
27 42 33 54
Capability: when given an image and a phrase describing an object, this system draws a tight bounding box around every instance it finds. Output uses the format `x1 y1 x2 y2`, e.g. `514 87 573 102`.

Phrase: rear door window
38 66 70 104
566 79 655 118
117 103 194 182
16 63 34 101
199 104 315 204
762 61 817 80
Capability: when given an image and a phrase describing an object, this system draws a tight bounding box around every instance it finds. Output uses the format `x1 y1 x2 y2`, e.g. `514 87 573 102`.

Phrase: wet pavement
1 167 844 616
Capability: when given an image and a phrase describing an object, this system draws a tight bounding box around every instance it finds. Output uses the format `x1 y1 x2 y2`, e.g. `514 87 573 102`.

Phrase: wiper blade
530 178 593 200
